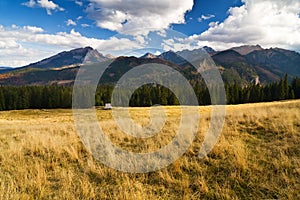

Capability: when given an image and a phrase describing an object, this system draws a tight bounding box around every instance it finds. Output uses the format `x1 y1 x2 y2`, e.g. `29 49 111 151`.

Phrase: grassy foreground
0 100 300 199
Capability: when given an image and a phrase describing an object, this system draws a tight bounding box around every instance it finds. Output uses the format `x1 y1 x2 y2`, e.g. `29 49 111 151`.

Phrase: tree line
0 75 299 111
226 74 299 104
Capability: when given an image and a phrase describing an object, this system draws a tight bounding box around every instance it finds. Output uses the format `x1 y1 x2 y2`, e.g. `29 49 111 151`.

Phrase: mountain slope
98 56 183 84
22 47 108 69
211 47 300 83
203 46 216 54
212 50 258 84
0 47 110 85
0 67 12 74
0 56 184 86
0 67 78 85
158 51 187 65
246 48 300 77
212 50 248 65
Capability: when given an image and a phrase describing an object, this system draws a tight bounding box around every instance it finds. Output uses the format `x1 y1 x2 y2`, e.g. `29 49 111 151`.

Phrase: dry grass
0 100 300 199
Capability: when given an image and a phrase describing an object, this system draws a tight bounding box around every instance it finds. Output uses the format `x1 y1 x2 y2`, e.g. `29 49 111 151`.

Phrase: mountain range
0 45 299 86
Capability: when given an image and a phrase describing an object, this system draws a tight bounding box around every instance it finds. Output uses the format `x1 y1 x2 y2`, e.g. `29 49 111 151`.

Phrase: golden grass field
0 100 300 199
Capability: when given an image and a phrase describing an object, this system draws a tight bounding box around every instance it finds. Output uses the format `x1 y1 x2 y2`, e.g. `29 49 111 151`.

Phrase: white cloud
22 0 35 7
81 24 90 28
198 14 215 22
157 30 167 37
86 0 193 36
134 35 147 45
75 1 83 6
22 0 64 15
153 50 161 55
0 25 142 67
208 21 219 28
11 24 18 29
24 26 44 33
162 38 199 52
189 0 300 52
66 19 77 26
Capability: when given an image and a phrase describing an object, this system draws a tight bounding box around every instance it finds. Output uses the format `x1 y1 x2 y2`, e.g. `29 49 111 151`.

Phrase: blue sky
0 0 299 67
0 0 243 39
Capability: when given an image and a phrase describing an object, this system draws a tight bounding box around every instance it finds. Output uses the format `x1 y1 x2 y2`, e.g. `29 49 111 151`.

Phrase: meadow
0 100 299 199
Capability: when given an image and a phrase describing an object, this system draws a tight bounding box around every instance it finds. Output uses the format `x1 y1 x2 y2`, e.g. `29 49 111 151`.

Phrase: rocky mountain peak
230 45 264 55
140 53 157 59
22 47 108 69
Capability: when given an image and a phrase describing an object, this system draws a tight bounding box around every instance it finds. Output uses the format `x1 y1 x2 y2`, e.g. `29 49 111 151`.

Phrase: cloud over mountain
0 25 141 67
187 0 300 52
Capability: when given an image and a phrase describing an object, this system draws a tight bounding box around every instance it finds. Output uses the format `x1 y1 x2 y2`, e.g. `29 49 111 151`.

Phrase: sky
0 0 299 67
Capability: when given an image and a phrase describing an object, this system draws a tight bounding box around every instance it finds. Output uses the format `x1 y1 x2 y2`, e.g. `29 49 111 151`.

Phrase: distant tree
159 86 168 105
168 92 179 105
141 85 152 106
292 77 300 98
279 78 286 100
0 88 5 110
290 89 295 99
284 74 289 99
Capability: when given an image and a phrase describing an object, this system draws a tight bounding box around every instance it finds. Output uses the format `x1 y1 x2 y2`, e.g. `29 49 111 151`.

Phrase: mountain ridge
0 45 299 86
